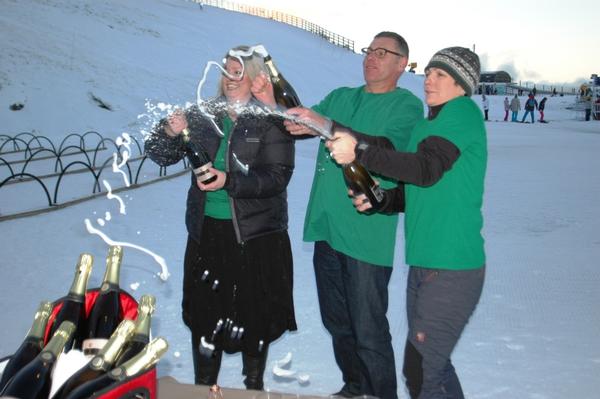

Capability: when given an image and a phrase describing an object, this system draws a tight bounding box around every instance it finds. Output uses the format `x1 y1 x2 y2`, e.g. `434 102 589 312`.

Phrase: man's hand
284 107 329 137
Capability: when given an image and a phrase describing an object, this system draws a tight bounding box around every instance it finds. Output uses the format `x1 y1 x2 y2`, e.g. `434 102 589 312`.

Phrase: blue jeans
313 241 397 399
521 110 534 123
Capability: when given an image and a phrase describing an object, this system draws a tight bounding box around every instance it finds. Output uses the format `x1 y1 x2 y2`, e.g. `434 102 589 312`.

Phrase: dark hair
374 31 409 57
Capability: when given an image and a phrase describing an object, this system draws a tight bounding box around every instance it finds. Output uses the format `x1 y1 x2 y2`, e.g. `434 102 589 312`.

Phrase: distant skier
538 97 547 123
510 94 520 122
521 94 538 123
503 96 510 121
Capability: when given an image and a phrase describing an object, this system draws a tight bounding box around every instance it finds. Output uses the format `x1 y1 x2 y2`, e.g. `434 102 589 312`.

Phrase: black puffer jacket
144 100 295 243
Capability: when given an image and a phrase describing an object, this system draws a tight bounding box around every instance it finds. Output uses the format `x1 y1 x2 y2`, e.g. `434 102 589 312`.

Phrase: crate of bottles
0 246 168 399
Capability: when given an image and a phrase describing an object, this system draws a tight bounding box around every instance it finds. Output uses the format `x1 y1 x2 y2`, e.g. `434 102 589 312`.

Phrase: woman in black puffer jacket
144 45 296 390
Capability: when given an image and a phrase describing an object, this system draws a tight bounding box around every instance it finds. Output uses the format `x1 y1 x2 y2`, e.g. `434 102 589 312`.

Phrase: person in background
538 97 548 123
510 94 520 122
503 96 510 121
521 94 537 123
584 96 592 121
144 45 297 390
481 94 489 121
283 31 423 399
327 46 486 399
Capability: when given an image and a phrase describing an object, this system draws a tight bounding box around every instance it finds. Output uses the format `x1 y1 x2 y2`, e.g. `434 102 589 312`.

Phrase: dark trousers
313 241 397 399
404 266 484 399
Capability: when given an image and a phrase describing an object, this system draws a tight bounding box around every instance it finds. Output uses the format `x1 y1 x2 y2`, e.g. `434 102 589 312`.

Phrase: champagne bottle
329 125 385 212
48 253 94 351
182 128 217 185
0 321 75 399
52 319 136 399
83 245 123 356
262 50 302 109
114 294 155 367
62 337 168 399
342 162 385 213
0 301 53 391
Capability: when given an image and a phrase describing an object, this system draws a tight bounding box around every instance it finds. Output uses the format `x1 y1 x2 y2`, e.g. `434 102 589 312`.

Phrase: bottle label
82 338 108 358
193 162 216 183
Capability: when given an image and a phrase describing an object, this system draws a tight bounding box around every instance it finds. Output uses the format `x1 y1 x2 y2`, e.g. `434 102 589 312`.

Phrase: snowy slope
1 0 600 398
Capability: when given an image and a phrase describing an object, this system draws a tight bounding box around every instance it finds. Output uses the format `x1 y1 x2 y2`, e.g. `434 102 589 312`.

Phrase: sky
232 0 598 87
1 0 600 398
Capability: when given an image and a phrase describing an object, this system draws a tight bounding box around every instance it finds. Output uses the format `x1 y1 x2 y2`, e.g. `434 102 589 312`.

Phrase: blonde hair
216 45 268 97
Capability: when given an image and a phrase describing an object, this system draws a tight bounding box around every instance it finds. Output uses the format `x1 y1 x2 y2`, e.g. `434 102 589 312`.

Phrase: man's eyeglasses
361 47 405 59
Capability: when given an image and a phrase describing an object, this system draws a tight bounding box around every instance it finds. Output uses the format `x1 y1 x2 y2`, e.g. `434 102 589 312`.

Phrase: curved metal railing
0 131 189 221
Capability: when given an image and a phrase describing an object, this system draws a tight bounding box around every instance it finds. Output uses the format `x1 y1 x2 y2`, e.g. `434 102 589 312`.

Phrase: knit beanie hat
426 47 480 96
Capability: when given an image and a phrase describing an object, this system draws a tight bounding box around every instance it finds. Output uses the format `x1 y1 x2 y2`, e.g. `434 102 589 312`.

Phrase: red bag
43 288 139 344
91 367 157 399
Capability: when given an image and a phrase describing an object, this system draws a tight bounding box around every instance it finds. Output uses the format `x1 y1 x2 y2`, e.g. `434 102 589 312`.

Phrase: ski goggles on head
221 44 269 80
227 44 267 60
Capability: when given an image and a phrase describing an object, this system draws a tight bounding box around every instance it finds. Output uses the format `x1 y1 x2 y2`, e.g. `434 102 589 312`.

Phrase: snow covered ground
1 0 600 398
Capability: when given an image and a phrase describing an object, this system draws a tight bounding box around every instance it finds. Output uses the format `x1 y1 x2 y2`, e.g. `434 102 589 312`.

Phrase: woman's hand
349 189 373 213
251 72 277 109
198 168 227 191
326 131 358 164
166 109 188 137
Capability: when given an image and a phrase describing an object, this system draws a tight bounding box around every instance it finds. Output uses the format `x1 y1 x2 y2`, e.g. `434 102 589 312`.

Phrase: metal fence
0 132 189 221
196 0 355 52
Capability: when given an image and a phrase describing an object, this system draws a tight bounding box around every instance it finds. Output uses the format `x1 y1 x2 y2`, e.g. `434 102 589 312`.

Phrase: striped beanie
426 47 480 96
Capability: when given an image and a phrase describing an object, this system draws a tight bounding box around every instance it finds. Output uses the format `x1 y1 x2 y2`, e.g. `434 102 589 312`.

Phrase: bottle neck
102 246 123 287
133 310 152 337
44 321 76 356
68 254 93 297
94 319 136 368
111 337 168 379
28 301 53 340
264 56 280 80
182 128 191 143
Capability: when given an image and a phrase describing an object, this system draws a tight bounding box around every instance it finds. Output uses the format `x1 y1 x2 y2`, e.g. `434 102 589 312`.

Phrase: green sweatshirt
304 85 423 266
405 96 487 269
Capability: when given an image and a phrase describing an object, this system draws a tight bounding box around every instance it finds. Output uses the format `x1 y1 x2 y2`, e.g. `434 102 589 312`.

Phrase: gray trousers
405 265 485 399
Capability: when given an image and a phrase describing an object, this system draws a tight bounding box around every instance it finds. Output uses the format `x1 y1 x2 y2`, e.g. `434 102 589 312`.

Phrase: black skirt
182 216 297 356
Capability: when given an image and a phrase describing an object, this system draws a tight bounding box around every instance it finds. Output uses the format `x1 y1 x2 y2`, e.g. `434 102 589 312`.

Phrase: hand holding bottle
251 71 277 109
326 131 358 164
349 189 374 213
166 109 188 137
197 167 226 191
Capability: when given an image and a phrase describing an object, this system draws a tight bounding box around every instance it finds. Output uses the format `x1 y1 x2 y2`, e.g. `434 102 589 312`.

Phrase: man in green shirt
285 32 423 399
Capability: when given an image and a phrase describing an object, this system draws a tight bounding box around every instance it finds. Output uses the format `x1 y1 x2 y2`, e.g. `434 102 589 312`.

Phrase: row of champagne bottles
0 246 168 399
184 45 385 211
